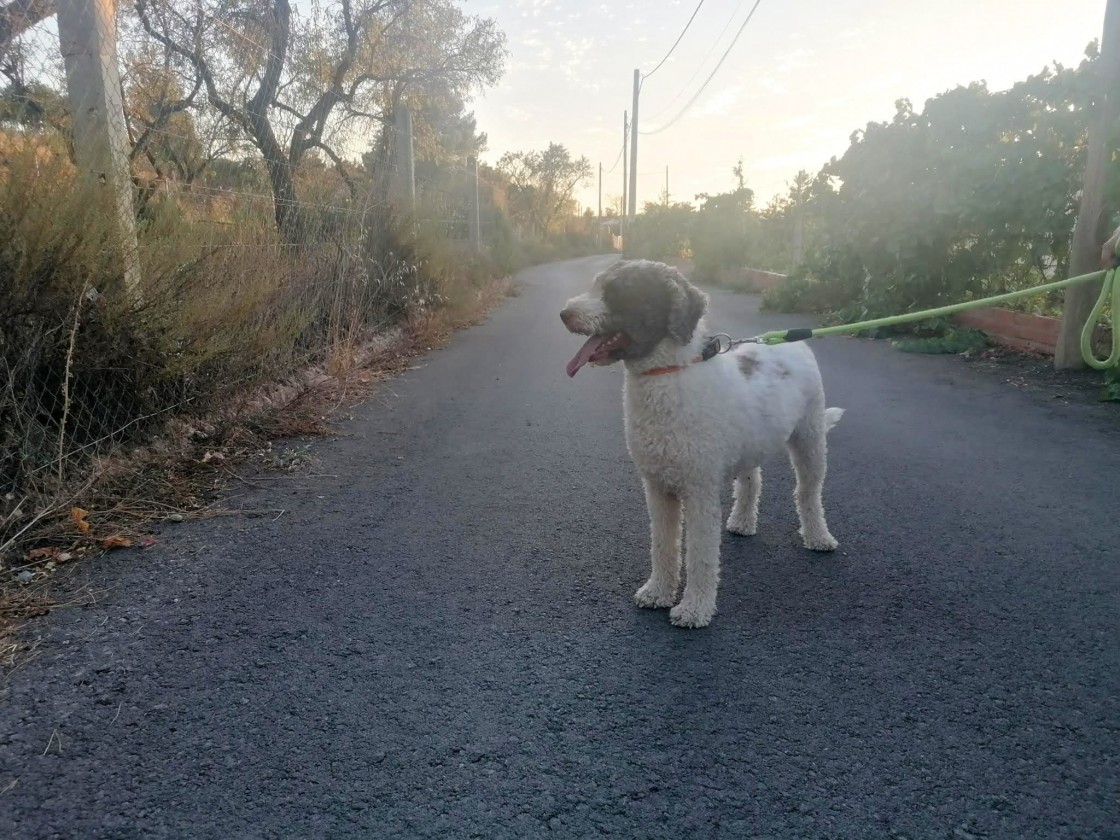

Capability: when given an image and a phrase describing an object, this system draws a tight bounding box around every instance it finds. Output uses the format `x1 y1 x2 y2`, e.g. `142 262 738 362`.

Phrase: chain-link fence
0 0 525 557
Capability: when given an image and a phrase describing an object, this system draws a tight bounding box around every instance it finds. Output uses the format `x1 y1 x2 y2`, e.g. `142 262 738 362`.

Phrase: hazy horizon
467 0 1106 213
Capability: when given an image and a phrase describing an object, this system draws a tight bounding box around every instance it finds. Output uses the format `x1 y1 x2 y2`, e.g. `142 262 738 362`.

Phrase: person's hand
1102 225 1120 269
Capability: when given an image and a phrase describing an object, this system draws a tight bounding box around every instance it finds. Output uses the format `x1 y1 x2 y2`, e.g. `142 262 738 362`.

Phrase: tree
626 200 694 261
0 0 53 61
772 57 1108 319
497 142 592 236
0 10 67 135
134 0 505 240
690 162 755 279
1056 0 1120 368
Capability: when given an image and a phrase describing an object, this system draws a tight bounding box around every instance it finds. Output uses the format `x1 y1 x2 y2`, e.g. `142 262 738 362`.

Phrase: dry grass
1 140 524 668
0 263 518 672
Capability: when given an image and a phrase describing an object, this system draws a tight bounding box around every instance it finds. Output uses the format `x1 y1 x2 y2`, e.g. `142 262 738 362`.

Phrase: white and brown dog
561 260 844 628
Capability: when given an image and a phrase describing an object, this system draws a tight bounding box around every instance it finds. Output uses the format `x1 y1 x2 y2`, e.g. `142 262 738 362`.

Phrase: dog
561 260 844 628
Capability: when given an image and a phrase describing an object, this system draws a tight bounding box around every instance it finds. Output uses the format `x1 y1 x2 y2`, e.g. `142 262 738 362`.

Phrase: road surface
2 255 1118 838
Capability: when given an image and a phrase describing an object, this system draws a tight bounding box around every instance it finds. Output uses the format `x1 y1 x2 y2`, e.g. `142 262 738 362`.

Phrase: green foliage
892 328 989 355
690 178 754 282
761 268 844 314
1103 366 1120 401
624 201 695 261
765 50 1111 319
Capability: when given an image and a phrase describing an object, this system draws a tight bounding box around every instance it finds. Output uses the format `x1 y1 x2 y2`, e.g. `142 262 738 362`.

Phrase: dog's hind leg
726 466 762 536
670 486 723 628
787 418 838 552
634 479 682 609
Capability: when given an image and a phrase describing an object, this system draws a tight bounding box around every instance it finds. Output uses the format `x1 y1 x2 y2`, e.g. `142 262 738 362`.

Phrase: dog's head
560 260 709 377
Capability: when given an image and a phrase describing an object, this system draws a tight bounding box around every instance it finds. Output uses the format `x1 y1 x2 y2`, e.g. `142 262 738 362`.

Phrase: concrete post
57 0 140 293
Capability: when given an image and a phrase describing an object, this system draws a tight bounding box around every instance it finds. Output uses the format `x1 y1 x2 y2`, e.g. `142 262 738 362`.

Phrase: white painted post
56 0 140 293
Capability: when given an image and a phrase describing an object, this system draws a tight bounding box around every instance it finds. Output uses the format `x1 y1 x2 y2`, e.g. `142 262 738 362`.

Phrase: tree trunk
263 153 302 243
1055 0 1120 368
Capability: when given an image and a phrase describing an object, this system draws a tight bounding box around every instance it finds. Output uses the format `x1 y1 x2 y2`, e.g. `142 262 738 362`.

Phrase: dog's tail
823 407 845 432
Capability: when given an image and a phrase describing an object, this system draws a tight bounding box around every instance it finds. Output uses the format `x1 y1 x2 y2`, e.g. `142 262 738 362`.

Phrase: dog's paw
725 515 757 536
803 533 838 552
669 601 714 628
634 581 677 609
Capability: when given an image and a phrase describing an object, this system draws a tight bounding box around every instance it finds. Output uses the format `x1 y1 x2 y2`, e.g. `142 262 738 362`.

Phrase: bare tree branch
0 0 54 60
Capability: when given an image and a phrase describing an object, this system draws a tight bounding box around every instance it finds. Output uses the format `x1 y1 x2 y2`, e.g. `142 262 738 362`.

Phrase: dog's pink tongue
566 334 610 378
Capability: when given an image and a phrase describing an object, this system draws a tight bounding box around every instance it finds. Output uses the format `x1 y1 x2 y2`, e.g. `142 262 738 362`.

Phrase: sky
465 0 1107 214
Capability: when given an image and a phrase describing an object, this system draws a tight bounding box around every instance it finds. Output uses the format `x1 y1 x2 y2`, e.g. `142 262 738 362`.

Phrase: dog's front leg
634 479 681 609
670 486 722 628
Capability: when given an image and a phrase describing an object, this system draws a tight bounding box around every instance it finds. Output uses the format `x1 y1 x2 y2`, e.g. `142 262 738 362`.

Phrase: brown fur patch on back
738 355 759 377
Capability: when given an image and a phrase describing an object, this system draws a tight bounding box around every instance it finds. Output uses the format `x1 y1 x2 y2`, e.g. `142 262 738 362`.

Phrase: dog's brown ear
667 276 708 344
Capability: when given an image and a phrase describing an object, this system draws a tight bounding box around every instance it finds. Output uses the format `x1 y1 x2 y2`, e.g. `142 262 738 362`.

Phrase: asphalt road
2 255 1118 839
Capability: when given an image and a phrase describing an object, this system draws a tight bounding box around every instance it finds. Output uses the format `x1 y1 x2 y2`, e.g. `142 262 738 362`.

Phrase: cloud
774 114 815 130
695 84 745 118
753 148 836 173
773 48 815 75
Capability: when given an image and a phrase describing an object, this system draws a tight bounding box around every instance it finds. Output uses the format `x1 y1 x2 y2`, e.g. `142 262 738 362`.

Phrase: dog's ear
667 276 708 344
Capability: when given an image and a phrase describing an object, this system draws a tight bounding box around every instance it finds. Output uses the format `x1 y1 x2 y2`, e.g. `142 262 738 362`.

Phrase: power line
643 0 747 124
641 0 764 136
604 134 626 174
641 0 705 83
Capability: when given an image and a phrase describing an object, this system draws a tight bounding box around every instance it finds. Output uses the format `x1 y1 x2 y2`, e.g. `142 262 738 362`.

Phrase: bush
760 268 855 314
1104 366 1120 401
892 327 989 354
624 203 694 262
0 147 517 555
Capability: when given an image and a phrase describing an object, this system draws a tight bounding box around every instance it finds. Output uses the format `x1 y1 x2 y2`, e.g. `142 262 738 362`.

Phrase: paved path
2 255 1118 838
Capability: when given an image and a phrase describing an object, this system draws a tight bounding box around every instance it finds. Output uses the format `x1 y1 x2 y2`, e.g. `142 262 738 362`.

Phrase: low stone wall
955 308 1061 355
955 307 1113 357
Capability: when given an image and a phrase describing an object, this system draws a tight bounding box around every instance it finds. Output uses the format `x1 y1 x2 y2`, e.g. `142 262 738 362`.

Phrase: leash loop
1080 267 1119 370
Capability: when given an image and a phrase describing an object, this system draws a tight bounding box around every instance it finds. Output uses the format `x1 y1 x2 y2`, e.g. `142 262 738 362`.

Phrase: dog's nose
560 308 577 328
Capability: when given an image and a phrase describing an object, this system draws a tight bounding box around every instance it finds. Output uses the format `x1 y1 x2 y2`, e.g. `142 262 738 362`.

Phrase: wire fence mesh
0 2 571 556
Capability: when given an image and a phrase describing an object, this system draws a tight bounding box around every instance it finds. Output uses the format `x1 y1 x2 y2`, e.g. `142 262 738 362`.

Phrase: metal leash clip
699 333 760 361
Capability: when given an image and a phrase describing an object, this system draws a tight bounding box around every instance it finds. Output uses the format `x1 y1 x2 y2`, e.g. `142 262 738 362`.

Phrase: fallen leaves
70 507 90 534
27 546 75 564
98 535 132 550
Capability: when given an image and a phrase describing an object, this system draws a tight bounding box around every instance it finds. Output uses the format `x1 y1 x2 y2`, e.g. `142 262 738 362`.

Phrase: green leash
750 264 1120 370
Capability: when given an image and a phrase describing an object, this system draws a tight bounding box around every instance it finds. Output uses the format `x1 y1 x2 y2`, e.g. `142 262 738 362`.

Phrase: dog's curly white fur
562 260 844 629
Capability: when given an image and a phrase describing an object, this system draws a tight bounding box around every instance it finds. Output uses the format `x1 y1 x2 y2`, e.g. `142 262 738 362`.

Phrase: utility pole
57 0 140 294
468 155 481 253
791 206 805 270
665 165 669 206
1056 0 1120 368
621 110 628 240
628 68 639 230
597 161 603 248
